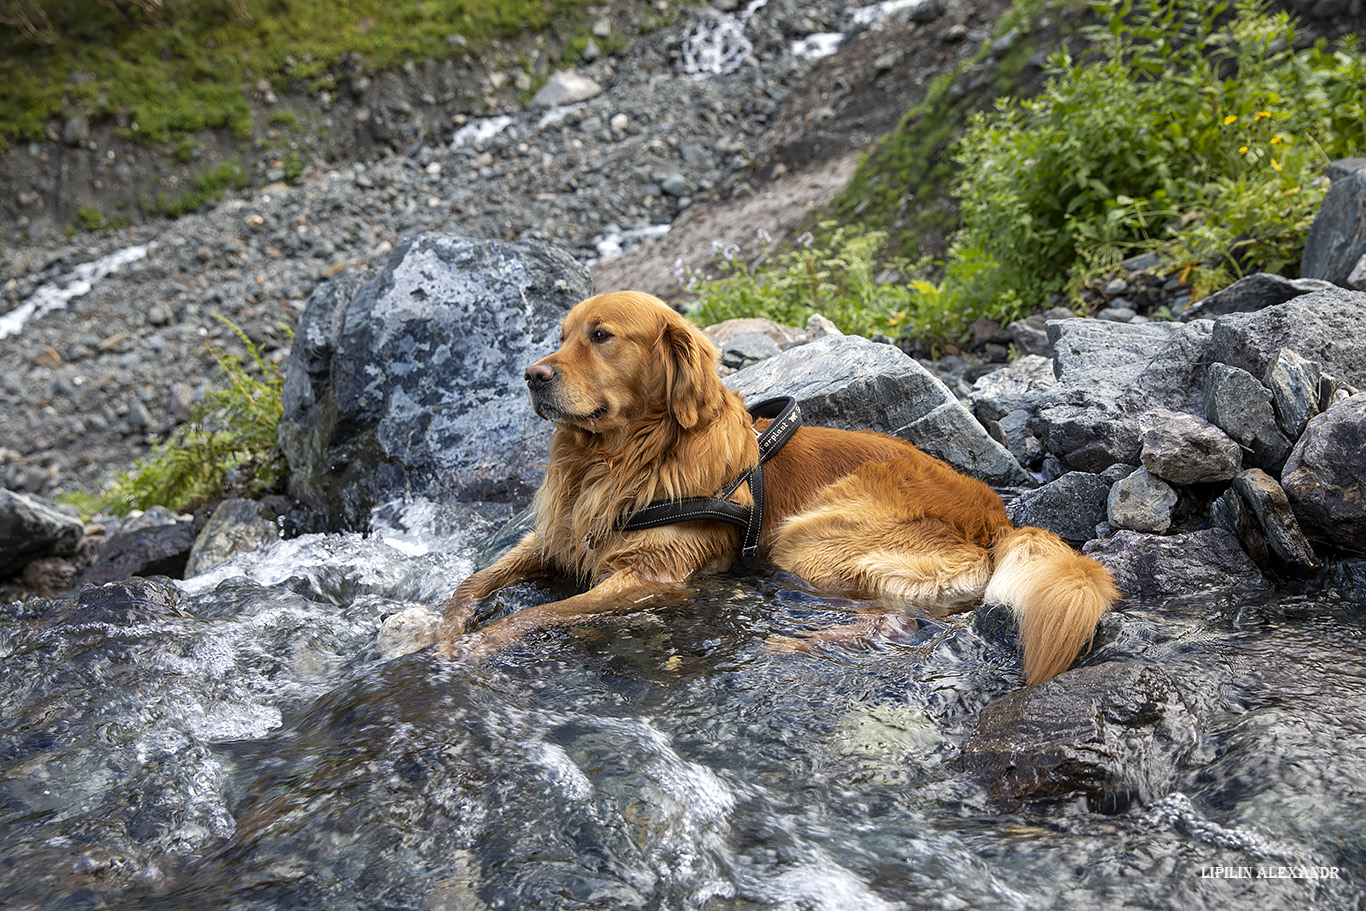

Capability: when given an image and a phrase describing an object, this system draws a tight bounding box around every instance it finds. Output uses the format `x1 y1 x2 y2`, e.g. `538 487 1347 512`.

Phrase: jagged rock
1232 469 1320 574
1301 158 1366 286
970 354 1054 468
958 662 1199 813
1107 467 1178 534
278 233 593 531
1204 363 1291 472
185 498 281 577
0 489 84 577
1210 487 1271 571
725 335 1031 486
1029 319 1213 472
1006 471 1110 544
1084 528 1269 601
1263 349 1321 442
1179 273 1334 321
86 519 198 583
1208 289 1366 389
1282 395 1366 552
1138 408 1241 485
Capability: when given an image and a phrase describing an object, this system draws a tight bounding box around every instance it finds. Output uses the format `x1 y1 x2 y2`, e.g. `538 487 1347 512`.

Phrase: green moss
150 161 250 218
0 0 622 150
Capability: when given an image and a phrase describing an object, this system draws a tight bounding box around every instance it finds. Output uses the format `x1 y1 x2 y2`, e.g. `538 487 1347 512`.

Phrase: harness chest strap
617 396 801 561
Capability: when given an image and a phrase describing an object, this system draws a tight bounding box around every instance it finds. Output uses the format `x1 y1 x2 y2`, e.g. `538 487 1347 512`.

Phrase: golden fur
439 291 1119 684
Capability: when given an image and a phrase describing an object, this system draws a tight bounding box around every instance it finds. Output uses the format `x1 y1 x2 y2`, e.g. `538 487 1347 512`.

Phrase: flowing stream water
1 500 1362 909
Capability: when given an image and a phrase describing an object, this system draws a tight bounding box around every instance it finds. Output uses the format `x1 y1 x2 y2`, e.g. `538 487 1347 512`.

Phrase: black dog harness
617 396 802 562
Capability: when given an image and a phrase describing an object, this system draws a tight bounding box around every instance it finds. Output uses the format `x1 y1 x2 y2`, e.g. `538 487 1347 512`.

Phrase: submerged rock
278 233 593 531
959 662 1200 813
185 498 281 577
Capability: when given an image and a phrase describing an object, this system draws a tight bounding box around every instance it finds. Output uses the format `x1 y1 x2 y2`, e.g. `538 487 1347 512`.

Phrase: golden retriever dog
439 291 1118 684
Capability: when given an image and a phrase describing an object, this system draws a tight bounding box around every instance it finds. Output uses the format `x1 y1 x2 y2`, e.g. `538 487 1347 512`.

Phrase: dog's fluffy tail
984 526 1118 685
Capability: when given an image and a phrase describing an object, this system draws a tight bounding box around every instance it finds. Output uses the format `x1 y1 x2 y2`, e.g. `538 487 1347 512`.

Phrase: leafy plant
101 318 288 515
150 162 250 217
939 0 1365 318
685 225 917 339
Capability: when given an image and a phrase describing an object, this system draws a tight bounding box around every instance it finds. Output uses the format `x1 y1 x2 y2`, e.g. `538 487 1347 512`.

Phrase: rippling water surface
1 500 1362 909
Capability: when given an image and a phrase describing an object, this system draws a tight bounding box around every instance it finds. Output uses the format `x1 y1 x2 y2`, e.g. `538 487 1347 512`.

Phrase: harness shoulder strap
617 395 802 562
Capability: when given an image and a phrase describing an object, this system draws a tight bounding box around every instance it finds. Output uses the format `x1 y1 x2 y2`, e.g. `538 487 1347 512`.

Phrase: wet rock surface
959 662 1200 813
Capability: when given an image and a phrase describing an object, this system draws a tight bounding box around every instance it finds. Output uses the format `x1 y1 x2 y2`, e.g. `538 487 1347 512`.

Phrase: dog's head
526 291 725 435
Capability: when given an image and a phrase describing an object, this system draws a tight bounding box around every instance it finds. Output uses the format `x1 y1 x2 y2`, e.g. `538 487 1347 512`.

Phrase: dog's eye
590 328 612 343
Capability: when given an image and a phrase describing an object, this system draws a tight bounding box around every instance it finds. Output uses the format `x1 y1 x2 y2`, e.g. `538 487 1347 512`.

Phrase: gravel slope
0 0 1004 501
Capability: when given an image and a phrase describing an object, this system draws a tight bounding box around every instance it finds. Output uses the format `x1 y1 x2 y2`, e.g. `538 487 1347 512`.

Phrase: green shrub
101 318 287 515
937 0 1365 320
151 161 250 217
686 225 917 338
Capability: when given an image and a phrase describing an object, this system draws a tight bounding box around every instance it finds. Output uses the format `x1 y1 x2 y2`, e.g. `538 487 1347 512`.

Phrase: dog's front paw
378 606 442 658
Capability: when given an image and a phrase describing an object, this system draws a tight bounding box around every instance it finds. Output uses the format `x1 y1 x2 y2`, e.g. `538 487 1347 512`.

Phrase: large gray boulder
279 233 593 530
1029 319 1213 472
1208 289 1366 390
724 335 1031 487
1301 159 1366 286
1282 395 1366 552
0 490 84 577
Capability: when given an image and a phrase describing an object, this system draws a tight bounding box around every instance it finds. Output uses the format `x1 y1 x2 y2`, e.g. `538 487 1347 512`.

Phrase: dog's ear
659 320 721 429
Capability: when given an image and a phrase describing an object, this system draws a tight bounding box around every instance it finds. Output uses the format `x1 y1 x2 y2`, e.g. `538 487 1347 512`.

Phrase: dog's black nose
525 363 555 387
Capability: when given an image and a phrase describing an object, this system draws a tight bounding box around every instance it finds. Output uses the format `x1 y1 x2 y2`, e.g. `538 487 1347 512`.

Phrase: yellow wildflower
1239 146 1249 154
1223 115 1238 125
1255 111 1271 120
1270 135 1283 145
1271 158 1282 171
